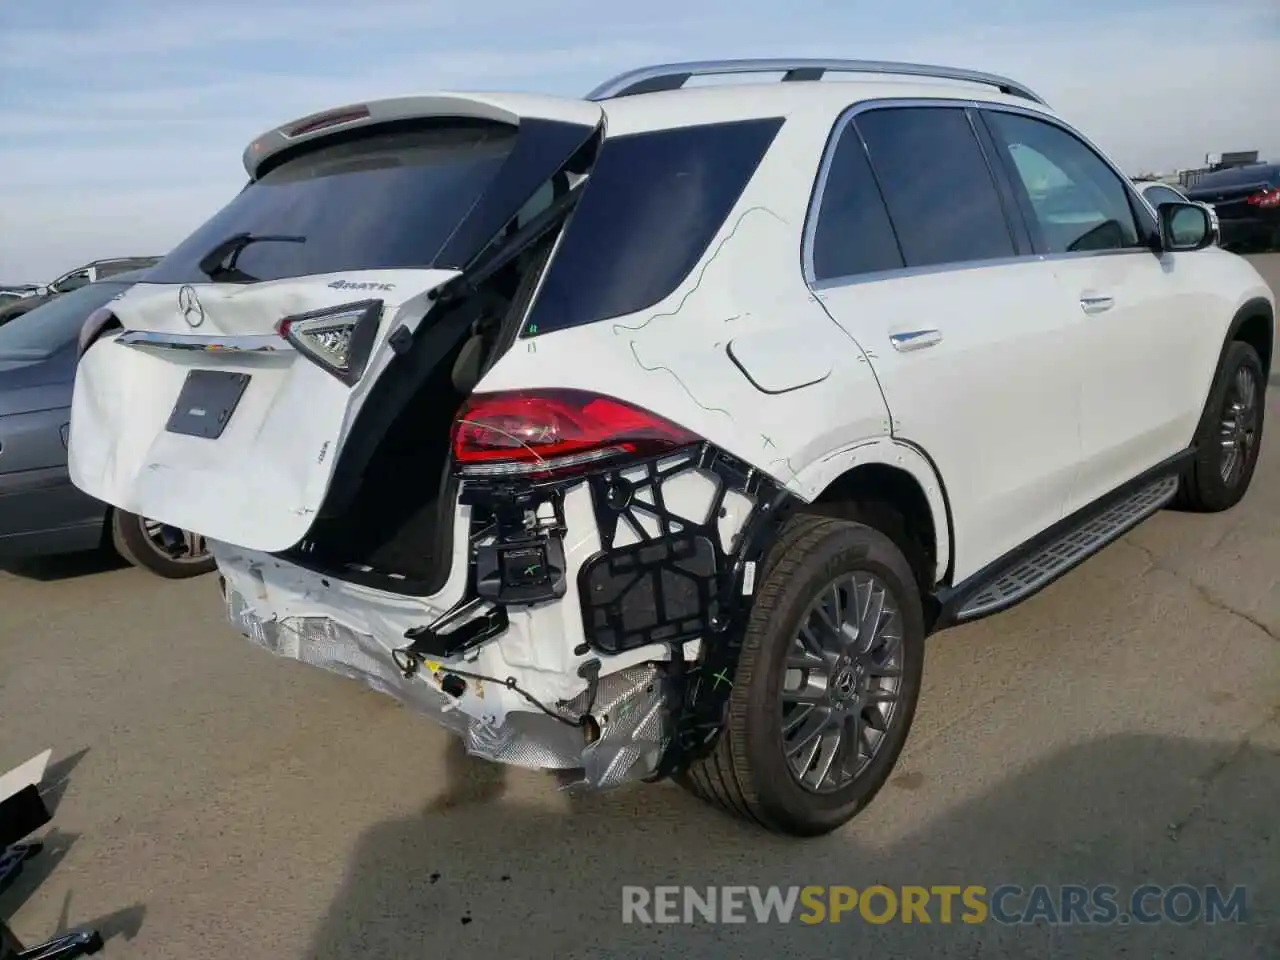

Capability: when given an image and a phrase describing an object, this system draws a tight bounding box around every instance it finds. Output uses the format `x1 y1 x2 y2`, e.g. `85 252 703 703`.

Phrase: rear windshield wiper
197 232 306 281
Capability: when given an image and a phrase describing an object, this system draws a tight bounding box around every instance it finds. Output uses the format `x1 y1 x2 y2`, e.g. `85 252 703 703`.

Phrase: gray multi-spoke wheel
1218 365 1259 487
1175 339 1265 513
781 572 905 794
678 512 925 836
110 509 216 579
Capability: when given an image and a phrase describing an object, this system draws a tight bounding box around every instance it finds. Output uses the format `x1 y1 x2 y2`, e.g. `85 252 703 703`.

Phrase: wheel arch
1227 297 1273 382
791 439 954 592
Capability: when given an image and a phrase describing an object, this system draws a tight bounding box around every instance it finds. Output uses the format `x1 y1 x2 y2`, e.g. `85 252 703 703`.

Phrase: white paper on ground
0 749 52 802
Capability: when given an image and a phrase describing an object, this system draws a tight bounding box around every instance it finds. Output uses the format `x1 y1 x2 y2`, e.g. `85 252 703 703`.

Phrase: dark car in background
0 256 162 327
1184 162 1280 253
0 274 215 578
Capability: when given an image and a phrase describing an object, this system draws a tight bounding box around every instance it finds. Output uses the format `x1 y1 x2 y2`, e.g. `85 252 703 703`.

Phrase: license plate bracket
165 370 251 439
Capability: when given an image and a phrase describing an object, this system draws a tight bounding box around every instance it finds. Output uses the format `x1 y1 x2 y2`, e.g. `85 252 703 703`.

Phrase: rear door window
853 106 1017 269
145 121 521 285
522 118 784 337
809 122 904 282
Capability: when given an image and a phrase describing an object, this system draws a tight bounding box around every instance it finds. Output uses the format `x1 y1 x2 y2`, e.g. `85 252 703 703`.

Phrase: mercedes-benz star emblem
178 285 205 328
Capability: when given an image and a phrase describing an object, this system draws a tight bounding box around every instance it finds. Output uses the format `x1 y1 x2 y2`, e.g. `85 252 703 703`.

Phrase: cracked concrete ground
2 255 1278 959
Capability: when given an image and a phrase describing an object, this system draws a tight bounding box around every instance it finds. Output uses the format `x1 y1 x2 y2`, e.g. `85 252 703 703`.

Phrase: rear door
810 102 1085 582
69 97 602 553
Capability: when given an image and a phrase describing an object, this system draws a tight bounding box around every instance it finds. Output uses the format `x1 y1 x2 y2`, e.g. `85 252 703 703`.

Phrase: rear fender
790 437 954 586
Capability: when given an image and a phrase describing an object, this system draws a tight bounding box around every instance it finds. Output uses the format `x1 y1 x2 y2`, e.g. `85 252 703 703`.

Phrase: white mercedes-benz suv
68 59 1273 837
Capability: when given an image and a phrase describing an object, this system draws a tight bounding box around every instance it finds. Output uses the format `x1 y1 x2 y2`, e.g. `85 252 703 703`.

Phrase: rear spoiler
241 92 602 179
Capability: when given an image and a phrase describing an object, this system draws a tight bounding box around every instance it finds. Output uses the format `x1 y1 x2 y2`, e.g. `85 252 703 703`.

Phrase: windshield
144 121 519 285
0 280 133 360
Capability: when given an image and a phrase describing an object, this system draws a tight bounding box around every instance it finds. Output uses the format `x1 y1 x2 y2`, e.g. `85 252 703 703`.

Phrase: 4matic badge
328 279 395 292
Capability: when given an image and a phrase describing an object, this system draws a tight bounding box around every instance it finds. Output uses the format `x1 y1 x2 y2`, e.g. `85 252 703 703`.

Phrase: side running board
937 472 1181 627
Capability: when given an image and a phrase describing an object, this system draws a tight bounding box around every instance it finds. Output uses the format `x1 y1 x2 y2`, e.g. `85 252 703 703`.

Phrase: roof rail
586 58 1047 106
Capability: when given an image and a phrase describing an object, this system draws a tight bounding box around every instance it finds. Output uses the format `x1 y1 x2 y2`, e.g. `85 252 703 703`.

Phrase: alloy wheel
1219 365 1259 487
780 572 905 794
141 518 209 564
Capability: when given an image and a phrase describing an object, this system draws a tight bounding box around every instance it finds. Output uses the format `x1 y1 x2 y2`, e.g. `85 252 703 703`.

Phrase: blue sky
1 0 1277 280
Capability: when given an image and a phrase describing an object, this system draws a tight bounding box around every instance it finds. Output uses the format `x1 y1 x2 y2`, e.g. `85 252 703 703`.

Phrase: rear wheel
1175 340 1265 512
678 514 925 836
111 510 216 579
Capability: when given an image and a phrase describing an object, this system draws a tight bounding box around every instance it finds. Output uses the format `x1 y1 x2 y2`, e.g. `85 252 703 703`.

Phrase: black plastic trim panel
397 441 799 778
578 444 796 777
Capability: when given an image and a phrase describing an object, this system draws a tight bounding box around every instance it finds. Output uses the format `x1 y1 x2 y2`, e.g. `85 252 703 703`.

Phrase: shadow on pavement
0 829 79 918
0 549 127 582
37 748 90 819
306 732 1279 959
0 747 146 953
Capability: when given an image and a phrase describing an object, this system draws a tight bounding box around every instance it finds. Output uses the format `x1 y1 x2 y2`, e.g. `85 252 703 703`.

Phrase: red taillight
1246 189 1280 209
452 389 700 479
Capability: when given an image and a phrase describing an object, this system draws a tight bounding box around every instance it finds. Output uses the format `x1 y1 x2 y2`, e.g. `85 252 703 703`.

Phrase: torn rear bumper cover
223 584 669 788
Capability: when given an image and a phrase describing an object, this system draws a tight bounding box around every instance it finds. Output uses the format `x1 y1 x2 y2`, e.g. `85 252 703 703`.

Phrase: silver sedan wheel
140 518 209 564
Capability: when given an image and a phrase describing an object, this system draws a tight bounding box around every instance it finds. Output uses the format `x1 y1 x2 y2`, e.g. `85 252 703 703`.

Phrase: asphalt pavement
2 256 1278 959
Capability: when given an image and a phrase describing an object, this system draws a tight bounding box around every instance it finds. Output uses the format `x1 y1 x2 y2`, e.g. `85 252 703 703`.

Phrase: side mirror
1158 202 1215 252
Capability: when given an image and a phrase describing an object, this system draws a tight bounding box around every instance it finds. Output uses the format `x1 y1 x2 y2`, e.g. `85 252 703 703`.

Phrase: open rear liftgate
392 441 794 785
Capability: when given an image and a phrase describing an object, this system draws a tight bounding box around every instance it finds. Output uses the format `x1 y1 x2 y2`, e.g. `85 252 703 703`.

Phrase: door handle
1079 294 1114 315
889 329 943 352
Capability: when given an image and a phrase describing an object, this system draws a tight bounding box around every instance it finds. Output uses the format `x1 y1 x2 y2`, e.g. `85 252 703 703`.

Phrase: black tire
110 509 216 579
1174 340 1266 513
678 513 925 836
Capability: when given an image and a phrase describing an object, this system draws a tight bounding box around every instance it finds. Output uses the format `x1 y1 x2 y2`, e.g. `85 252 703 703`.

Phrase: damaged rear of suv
69 58 1272 837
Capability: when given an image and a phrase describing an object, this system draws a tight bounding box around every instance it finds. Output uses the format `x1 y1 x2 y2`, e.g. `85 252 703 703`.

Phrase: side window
523 118 783 337
853 106 1016 269
1142 184 1185 209
810 123 904 281
985 110 1142 254
52 270 91 293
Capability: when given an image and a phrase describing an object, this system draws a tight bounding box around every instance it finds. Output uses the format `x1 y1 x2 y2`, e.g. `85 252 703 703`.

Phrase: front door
980 107 1204 512
808 102 1085 582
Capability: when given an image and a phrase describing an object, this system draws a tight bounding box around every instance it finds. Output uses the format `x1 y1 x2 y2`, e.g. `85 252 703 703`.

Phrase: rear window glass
144 122 518 285
0 280 132 360
1187 163 1280 192
522 118 784 337
97 259 159 278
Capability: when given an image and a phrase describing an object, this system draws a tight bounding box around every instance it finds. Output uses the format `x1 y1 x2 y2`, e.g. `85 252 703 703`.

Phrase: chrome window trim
116 330 293 354
801 97 1160 292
